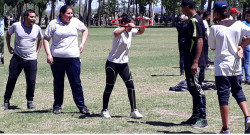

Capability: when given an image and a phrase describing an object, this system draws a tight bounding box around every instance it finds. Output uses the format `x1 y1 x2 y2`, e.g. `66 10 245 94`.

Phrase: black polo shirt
184 14 206 68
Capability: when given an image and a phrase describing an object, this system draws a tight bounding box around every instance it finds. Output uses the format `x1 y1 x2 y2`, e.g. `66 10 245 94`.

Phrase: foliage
63 0 78 6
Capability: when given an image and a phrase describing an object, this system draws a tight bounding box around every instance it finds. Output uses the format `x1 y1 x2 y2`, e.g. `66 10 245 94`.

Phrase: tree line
3 0 250 27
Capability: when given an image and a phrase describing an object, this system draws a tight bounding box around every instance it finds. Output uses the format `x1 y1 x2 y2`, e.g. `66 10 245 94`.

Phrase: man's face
25 12 36 26
231 12 237 17
181 6 188 16
246 13 250 22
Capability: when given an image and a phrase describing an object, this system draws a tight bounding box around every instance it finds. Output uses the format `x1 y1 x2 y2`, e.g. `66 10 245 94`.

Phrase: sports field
2 27 250 133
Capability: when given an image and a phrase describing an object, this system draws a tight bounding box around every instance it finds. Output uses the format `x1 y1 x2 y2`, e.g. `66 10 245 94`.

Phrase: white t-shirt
107 27 138 63
208 21 250 76
44 17 86 58
203 20 209 37
8 22 43 60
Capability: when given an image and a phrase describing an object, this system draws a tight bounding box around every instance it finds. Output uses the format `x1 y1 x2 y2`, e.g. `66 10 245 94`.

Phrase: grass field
2 27 250 134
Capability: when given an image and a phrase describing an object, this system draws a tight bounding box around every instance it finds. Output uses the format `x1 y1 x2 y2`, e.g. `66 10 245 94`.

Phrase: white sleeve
208 27 216 49
75 18 86 32
8 23 15 35
132 28 138 37
44 21 54 39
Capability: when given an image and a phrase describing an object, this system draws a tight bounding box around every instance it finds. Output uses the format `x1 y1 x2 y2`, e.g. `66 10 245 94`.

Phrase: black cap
181 0 195 7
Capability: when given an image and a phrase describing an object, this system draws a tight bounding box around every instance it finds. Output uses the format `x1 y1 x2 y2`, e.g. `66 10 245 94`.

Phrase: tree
87 0 93 27
64 0 78 6
35 0 48 26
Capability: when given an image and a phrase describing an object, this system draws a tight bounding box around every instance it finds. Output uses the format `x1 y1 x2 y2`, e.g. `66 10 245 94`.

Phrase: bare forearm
114 27 126 37
36 38 43 54
43 39 51 56
81 28 88 46
194 38 203 64
240 38 250 48
6 32 11 49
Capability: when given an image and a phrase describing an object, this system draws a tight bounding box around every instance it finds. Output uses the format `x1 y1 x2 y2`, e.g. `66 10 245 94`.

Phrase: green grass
2 27 250 133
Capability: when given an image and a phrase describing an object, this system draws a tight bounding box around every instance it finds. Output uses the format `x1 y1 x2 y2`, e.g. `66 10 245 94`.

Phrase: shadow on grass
158 130 194 134
0 131 4 133
151 75 180 77
7 105 21 110
79 113 127 119
158 131 215 134
17 109 51 114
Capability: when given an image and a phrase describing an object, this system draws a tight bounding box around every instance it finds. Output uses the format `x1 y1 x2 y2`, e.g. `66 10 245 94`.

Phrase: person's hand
191 62 198 76
47 55 53 65
142 17 150 24
80 44 84 53
8 46 14 54
237 46 243 58
127 23 136 28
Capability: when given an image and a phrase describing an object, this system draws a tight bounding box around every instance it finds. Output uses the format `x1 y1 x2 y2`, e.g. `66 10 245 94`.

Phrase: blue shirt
243 20 250 51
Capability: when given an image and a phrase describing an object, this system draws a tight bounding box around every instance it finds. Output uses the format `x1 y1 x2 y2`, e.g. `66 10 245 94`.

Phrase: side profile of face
246 13 250 22
60 8 73 24
123 20 134 32
25 12 36 27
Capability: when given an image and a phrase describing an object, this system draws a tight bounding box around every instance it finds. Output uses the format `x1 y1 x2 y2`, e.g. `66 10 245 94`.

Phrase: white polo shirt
107 27 138 63
208 21 250 76
44 17 86 58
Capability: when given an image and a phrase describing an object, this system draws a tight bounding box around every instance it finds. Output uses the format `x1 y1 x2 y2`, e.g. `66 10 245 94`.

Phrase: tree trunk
83 0 88 23
127 0 131 14
79 0 82 20
87 0 93 27
172 0 177 26
207 0 212 12
242 2 248 20
135 0 138 16
200 0 205 11
97 0 102 26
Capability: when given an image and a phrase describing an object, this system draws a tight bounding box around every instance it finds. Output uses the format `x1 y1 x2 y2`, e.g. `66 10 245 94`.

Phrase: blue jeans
51 57 87 110
4 54 37 102
241 45 250 81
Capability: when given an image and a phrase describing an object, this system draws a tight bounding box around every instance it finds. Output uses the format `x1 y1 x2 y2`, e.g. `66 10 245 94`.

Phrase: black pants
51 57 87 110
4 54 37 102
103 60 137 110
184 67 206 119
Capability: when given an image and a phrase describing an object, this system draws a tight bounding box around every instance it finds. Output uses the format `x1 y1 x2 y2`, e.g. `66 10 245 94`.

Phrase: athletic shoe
100 109 111 118
245 117 250 133
245 80 250 85
219 128 231 134
4 102 9 111
181 116 199 125
80 106 90 115
27 101 35 109
53 107 62 114
192 119 208 128
130 109 143 119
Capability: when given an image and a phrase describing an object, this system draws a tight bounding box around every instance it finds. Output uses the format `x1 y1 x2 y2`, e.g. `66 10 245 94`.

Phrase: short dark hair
202 11 210 19
23 9 36 18
121 13 134 24
181 0 196 9
215 10 230 19
59 5 73 18
197 10 203 16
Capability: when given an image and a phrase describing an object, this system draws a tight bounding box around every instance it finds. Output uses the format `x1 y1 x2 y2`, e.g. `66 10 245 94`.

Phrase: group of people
3 5 148 119
175 0 250 134
3 0 250 134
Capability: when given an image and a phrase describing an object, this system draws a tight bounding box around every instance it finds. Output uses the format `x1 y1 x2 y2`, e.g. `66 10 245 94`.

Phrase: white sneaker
130 109 143 119
100 109 111 118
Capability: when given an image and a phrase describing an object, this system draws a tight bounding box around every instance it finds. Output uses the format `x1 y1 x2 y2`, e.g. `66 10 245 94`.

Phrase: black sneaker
181 116 199 125
192 119 208 128
53 107 62 114
80 106 90 115
4 102 9 111
27 101 36 109
245 80 250 85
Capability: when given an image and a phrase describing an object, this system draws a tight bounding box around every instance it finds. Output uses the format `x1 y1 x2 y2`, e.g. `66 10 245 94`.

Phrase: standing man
4 9 43 110
180 0 208 128
209 1 250 133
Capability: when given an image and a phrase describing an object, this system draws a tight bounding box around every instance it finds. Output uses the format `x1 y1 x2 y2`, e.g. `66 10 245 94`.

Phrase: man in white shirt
4 9 43 110
208 1 250 133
